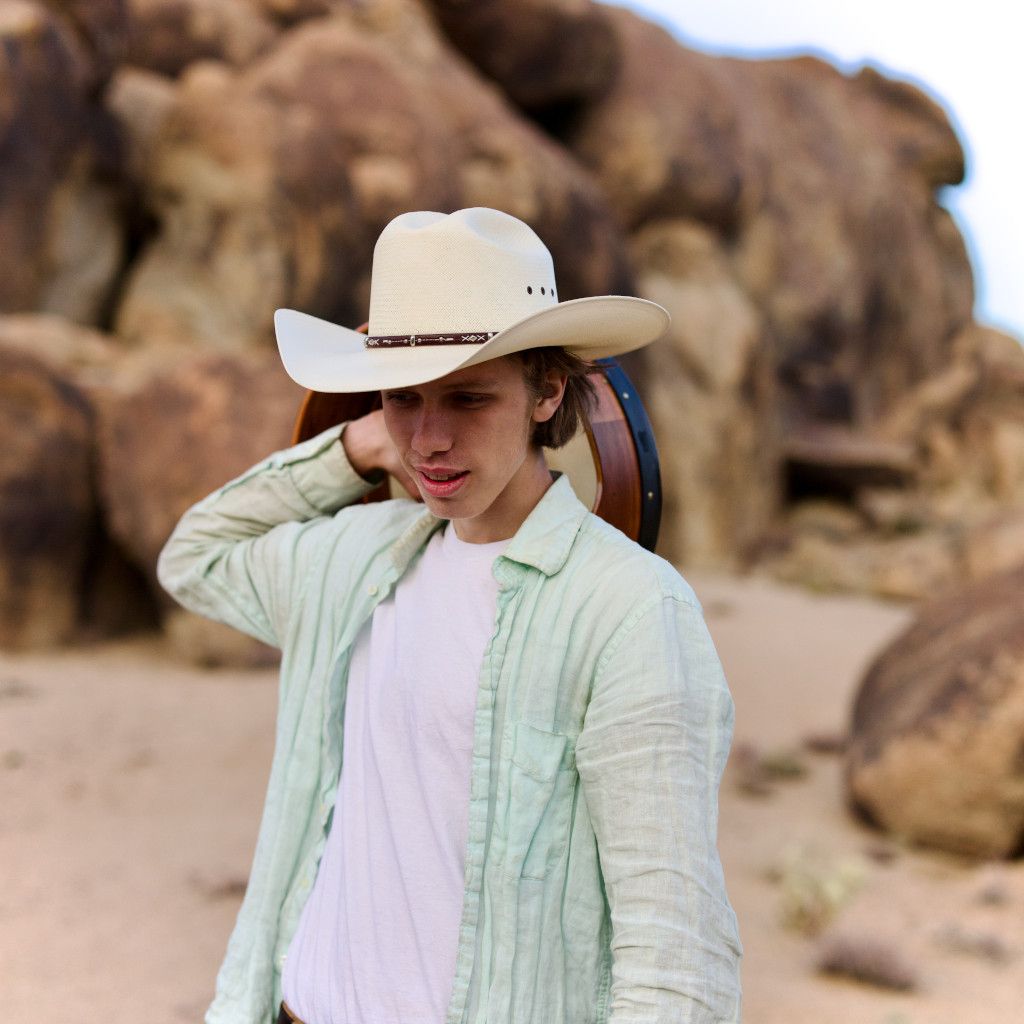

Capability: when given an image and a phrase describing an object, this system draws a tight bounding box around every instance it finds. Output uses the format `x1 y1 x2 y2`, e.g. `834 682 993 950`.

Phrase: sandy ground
2 569 1023 1023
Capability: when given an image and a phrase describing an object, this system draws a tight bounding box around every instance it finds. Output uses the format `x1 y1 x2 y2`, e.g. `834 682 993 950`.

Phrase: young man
157 208 743 1024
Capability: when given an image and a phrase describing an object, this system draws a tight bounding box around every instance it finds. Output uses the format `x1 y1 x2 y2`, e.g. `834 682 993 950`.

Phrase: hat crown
367 208 560 337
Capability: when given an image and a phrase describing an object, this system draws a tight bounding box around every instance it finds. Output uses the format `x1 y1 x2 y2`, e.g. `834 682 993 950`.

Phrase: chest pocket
508 720 577 881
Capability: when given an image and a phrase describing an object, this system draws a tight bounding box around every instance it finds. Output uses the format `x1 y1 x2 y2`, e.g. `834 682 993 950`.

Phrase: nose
410 404 453 458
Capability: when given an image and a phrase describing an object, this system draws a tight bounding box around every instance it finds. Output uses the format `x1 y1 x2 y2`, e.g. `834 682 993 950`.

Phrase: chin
426 493 489 521
420 491 462 512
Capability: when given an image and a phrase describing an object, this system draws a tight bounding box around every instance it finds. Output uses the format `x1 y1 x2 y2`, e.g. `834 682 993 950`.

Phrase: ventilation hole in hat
527 286 533 294
540 287 546 295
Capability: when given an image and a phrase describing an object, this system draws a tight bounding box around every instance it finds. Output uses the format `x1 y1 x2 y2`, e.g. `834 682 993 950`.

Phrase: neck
451 447 553 544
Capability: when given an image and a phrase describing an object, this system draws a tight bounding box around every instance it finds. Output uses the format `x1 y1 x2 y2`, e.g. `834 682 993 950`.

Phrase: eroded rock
424 0 619 109
124 0 279 75
561 9 747 233
631 218 778 567
562 9 973 439
0 316 162 647
0 347 96 648
845 568 1024 858
96 348 308 586
0 2 125 324
114 0 629 350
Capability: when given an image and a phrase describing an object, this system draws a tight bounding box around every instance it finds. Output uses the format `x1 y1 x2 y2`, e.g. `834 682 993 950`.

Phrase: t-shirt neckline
440 522 511 558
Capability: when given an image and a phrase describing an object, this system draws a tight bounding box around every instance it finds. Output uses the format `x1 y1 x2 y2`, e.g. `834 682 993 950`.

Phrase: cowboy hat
274 207 670 393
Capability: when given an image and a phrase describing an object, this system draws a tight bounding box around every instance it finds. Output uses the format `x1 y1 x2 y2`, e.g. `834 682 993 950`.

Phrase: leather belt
277 1001 304 1024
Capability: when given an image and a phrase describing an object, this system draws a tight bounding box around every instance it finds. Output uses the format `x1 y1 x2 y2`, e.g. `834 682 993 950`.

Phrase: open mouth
416 469 469 497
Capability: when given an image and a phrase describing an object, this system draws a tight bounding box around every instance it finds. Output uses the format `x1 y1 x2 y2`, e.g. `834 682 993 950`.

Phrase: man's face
381 355 562 542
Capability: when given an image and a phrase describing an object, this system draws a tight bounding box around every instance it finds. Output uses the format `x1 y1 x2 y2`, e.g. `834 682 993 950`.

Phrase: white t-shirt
282 522 509 1024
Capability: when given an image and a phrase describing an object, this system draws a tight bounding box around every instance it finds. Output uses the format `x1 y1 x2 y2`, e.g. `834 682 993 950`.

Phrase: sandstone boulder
845 566 1024 858
0 317 163 648
113 0 629 351
560 8 974 439
962 511 1024 582
751 320 1024 597
878 323 1024 509
95 348 308 589
714 57 973 432
0 1 125 324
41 0 129 86
559 9 747 233
0 316 311 659
630 218 778 567
749 520 961 601
251 0 345 23
752 496 1024 603
0 347 96 648
105 66 179 184
424 0 619 109
124 0 279 76
0 313 122 380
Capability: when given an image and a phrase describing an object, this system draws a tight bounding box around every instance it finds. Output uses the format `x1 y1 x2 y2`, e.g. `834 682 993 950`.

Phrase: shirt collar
499 473 588 576
386 472 588 579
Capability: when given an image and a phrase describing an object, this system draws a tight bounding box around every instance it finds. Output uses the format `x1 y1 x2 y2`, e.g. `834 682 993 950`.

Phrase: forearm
156 422 379 644
576 595 744 1023
597 786 742 1024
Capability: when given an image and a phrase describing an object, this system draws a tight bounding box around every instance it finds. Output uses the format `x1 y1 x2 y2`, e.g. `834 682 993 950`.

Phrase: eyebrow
441 376 501 390
384 377 501 393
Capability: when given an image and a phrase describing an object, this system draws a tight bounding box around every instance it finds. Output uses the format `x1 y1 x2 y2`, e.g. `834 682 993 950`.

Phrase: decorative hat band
364 331 498 349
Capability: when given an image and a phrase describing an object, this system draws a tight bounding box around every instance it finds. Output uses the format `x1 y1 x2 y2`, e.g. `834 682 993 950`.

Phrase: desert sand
2 569 1022 1023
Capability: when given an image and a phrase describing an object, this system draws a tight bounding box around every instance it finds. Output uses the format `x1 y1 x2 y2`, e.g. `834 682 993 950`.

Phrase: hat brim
274 295 670 393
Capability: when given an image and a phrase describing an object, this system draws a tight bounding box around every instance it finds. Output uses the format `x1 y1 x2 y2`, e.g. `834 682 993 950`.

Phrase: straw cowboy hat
274 207 670 393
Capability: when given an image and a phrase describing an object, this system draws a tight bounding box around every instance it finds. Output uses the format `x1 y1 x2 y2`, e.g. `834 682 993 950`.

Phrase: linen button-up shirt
156 422 744 1024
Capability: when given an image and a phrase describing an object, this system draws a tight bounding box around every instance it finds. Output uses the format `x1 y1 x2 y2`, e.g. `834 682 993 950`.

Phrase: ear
531 368 568 424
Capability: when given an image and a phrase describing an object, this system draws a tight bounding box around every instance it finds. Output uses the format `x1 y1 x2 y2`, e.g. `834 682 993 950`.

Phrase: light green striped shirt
157 422 743 1024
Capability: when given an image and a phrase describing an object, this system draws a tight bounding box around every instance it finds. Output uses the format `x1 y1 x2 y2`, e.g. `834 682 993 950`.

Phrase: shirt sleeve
155 421 379 649
574 593 744 1024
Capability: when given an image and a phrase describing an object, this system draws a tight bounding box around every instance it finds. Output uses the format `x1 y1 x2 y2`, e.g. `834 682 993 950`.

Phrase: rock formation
96 348 308 584
1 0 1021 661
125 0 279 76
0 347 97 648
113 0 630 353
423 0 620 110
845 565 1024 858
0 1 126 325
0 316 158 647
754 323 1024 598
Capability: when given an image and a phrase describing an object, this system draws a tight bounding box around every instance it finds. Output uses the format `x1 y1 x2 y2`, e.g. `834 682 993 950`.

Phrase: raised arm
156 413 408 649
574 593 743 1024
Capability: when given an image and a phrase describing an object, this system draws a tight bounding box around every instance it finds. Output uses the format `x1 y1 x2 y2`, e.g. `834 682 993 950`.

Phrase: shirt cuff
283 421 381 513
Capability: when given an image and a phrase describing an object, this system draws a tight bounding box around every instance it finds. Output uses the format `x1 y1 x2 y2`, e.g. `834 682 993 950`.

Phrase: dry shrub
732 740 810 797
817 931 919 990
765 843 868 936
932 922 1015 965
802 729 849 754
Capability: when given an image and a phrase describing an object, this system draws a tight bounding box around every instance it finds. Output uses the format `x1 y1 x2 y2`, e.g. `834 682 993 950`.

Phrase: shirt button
367 584 378 596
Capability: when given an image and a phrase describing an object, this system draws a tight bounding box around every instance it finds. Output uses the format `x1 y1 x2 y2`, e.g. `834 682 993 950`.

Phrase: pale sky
616 0 1023 341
